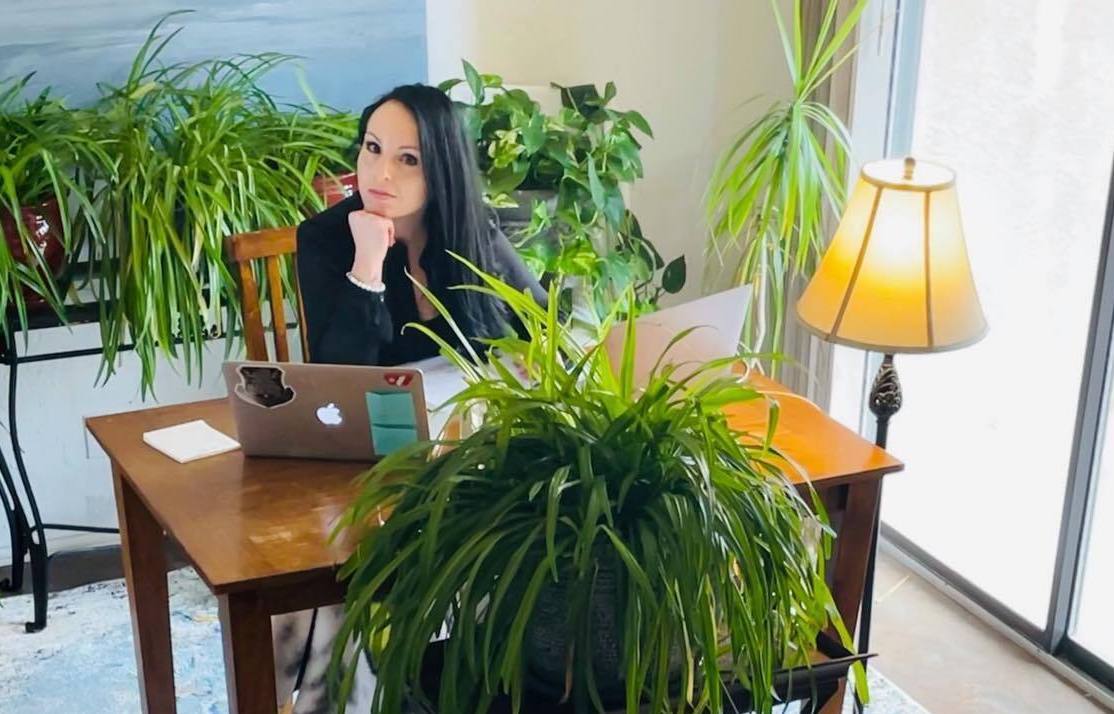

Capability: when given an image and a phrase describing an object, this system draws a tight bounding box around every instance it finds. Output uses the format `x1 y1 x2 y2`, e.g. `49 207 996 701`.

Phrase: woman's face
356 100 427 219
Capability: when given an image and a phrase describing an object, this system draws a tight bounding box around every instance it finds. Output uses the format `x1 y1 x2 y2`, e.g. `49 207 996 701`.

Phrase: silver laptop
601 285 752 386
223 361 430 461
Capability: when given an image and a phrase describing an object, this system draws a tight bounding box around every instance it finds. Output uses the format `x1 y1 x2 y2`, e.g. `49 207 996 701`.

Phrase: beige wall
426 0 793 302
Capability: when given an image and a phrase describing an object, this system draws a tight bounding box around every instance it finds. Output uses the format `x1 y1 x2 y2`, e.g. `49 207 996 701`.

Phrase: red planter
312 172 358 208
0 197 66 308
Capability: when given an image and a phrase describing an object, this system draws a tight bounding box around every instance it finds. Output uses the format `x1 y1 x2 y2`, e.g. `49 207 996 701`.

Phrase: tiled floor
871 548 1112 713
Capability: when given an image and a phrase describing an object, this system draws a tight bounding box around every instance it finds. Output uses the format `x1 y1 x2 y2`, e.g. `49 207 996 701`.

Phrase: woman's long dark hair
357 85 507 342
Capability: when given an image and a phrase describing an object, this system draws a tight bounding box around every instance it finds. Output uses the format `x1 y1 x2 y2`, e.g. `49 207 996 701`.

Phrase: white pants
272 605 377 713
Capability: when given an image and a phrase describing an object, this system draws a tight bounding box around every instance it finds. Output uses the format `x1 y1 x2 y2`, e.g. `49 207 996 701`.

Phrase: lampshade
796 157 987 353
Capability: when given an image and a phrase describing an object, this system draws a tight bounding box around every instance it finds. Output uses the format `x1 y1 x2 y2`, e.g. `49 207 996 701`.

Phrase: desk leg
218 590 278 714
821 477 883 714
112 463 176 714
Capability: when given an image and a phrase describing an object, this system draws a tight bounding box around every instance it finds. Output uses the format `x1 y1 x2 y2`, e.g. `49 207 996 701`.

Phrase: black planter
525 559 623 704
523 556 683 707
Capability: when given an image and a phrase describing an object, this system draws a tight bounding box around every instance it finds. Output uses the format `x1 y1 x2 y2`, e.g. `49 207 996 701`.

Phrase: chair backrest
224 226 309 362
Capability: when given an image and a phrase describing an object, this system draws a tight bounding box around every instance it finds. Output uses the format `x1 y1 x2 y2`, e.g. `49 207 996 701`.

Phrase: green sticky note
366 390 417 428
371 425 418 455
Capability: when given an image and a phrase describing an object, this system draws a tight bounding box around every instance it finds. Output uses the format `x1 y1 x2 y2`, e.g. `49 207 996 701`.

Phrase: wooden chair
224 226 309 362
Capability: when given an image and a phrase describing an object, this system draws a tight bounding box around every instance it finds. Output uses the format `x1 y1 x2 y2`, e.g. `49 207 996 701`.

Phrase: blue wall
0 1 427 111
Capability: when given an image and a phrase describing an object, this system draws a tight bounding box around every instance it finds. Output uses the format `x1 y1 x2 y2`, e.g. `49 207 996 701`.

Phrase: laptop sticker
366 390 419 455
365 391 417 428
371 424 419 455
234 366 296 409
384 371 415 387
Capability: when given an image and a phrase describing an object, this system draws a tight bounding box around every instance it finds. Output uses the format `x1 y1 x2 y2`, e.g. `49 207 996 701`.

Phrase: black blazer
296 194 546 366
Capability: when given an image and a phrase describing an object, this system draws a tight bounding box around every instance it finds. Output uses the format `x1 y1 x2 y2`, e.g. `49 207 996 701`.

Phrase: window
829 0 1114 689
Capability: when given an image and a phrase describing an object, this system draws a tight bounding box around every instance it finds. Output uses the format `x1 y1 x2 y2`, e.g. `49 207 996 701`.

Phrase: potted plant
0 74 111 330
312 170 359 207
329 264 853 713
705 0 867 371
440 62 686 321
89 15 356 395
293 81 360 207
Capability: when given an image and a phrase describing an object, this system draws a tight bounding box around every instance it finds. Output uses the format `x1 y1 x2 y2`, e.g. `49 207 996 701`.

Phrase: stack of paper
142 420 241 464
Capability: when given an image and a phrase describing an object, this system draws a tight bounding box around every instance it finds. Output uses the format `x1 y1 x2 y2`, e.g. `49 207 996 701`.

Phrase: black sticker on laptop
234 366 296 409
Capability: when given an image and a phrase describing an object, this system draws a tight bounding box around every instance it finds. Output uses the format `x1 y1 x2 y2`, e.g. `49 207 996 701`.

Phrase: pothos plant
329 259 861 713
438 61 686 321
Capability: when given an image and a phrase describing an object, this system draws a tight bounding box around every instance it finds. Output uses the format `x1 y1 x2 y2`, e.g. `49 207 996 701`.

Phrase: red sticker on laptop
384 372 414 387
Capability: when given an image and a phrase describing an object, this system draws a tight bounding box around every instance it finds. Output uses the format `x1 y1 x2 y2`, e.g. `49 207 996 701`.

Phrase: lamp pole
856 352 902 713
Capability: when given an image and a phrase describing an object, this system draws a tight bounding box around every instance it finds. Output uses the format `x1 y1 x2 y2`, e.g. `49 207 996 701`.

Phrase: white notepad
142 420 241 464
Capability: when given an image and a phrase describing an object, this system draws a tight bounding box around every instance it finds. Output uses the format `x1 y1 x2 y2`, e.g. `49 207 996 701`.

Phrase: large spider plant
705 0 867 371
90 14 356 395
330 261 855 713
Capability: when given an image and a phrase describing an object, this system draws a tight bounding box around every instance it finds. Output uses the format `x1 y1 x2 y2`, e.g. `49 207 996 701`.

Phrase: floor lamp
795 157 988 707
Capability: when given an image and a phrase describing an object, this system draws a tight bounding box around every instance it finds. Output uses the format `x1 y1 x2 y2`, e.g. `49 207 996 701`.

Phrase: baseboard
0 530 121 565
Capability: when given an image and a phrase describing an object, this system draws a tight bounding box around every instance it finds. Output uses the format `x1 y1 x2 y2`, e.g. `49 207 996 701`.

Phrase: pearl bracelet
346 271 386 294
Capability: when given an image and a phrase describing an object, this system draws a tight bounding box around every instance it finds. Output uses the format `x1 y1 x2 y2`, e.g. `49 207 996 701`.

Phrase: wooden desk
86 374 901 714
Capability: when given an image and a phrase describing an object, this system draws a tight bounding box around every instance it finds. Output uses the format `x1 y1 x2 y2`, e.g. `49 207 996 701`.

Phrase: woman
275 84 546 713
296 84 546 367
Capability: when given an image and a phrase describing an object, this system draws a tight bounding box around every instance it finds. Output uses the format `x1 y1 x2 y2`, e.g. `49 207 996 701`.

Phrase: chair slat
227 227 297 262
293 256 310 362
225 226 300 363
236 259 269 361
265 255 290 362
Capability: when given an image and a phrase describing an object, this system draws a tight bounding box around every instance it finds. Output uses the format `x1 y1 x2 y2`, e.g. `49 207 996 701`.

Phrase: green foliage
705 0 867 370
3 30 694 394
0 74 113 331
440 62 685 321
331 261 851 713
86 13 356 395
1 13 357 395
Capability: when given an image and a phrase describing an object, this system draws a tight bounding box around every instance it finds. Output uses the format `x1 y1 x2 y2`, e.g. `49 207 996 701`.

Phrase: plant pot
312 171 358 207
0 197 67 310
494 188 557 233
524 555 682 706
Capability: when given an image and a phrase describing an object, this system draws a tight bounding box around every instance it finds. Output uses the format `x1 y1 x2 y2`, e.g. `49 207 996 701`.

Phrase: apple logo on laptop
316 402 343 426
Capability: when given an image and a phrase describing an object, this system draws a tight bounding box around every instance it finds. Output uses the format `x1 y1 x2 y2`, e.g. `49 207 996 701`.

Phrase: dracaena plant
329 259 857 713
440 61 686 321
0 74 112 330
705 0 867 372
90 13 356 395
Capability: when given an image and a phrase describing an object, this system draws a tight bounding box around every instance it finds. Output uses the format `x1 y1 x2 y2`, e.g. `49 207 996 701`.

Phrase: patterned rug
0 568 929 713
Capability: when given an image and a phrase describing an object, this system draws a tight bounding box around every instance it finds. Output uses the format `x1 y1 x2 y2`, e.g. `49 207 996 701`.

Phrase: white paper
404 356 469 439
142 420 241 464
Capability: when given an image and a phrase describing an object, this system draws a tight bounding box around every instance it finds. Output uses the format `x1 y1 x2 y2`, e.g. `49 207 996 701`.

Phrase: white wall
0 329 243 562
1 1 793 565
426 0 793 302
